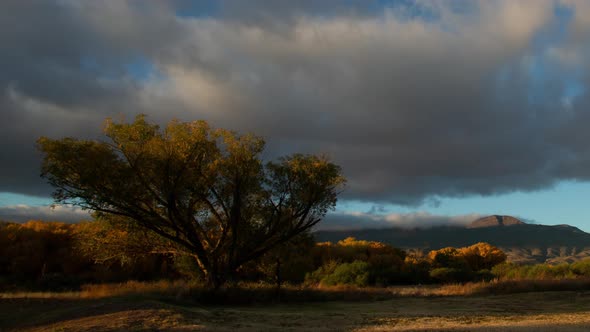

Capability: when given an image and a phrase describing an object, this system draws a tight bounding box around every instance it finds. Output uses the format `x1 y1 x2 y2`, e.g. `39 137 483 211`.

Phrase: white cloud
320 211 483 230
0 204 91 223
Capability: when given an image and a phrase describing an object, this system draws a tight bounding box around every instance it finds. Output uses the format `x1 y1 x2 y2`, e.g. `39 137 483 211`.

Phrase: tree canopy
38 115 345 287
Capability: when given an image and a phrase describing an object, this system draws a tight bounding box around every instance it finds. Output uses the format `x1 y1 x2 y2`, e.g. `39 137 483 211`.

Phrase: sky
2 0 590 230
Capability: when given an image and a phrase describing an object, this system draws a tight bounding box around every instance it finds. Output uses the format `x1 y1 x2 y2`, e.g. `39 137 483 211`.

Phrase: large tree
38 115 345 288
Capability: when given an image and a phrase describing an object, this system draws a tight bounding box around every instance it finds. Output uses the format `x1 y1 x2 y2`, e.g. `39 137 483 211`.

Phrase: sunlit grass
4 277 590 302
0 280 194 300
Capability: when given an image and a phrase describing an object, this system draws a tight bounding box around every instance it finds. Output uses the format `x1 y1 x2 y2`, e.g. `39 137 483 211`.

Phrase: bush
305 261 339 286
492 262 578 280
429 267 473 283
428 247 469 270
459 243 506 271
320 261 371 287
370 265 403 286
474 269 495 282
491 262 518 279
525 263 576 279
398 256 431 284
571 259 590 277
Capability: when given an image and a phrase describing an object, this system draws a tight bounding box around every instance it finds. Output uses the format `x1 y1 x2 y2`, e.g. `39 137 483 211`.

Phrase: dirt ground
2 291 590 331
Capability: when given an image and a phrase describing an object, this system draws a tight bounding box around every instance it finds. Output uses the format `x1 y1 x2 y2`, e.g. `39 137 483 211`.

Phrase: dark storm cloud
0 1 184 195
3 0 590 208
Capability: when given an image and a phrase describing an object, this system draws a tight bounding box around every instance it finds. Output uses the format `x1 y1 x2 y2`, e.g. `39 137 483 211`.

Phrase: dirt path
2 291 590 331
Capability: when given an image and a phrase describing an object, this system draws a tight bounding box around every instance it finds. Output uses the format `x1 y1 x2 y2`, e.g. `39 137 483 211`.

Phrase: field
3 283 590 331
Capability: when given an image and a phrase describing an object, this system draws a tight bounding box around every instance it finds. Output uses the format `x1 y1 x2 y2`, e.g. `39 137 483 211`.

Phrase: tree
256 233 315 290
458 242 506 271
74 216 177 267
310 237 406 286
0 221 93 289
428 247 468 269
38 115 345 288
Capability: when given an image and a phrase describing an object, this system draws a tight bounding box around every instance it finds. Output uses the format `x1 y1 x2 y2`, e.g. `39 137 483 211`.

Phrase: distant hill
467 215 525 228
315 215 590 264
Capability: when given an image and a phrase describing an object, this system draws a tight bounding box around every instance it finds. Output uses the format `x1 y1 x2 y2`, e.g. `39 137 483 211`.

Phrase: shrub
571 259 590 277
491 262 519 279
313 238 405 267
305 261 339 286
320 261 371 287
459 242 506 271
400 256 431 284
528 263 575 279
429 267 473 283
474 269 495 282
492 262 578 280
428 247 469 270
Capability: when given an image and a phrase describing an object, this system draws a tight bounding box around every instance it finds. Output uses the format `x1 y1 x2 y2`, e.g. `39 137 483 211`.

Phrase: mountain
314 215 590 264
467 215 525 228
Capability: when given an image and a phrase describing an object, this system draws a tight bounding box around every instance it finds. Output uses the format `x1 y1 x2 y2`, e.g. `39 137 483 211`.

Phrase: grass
5 278 590 302
0 280 190 300
4 279 590 331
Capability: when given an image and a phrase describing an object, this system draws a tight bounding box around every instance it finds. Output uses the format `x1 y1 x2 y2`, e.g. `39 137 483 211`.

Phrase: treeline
303 238 507 286
0 221 180 290
4 220 590 291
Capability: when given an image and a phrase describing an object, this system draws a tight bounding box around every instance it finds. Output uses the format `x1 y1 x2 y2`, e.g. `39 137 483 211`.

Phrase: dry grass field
2 282 590 331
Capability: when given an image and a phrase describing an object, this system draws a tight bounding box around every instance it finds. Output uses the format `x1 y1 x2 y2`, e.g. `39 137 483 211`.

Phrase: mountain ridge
315 215 590 264
467 215 525 228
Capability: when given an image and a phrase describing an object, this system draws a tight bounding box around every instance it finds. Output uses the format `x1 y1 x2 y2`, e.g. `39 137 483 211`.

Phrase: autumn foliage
38 115 345 288
1 220 513 291
0 220 179 291
458 242 507 271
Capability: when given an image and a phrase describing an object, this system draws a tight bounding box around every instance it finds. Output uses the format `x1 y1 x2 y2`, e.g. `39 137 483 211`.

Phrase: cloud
319 211 483 231
2 1 590 206
0 204 91 223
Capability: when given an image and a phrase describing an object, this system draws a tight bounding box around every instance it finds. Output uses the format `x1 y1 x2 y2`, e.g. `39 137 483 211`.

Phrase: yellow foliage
428 247 460 262
40 115 346 288
20 220 72 234
312 237 405 269
459 242 507 271
428 243 506 271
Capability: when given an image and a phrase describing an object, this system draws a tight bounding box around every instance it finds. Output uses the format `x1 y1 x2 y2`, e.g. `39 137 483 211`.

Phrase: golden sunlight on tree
459 242 507 271
38 115 345 288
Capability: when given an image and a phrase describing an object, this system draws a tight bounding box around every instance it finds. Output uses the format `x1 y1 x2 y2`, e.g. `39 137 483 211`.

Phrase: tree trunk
206 272 225 290
275 257 282 299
